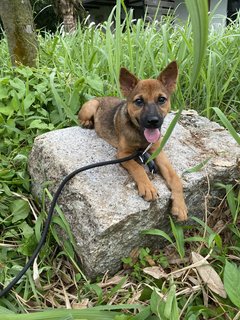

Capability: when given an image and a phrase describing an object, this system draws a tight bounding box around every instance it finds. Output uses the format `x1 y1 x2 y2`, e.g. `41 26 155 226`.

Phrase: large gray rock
28 112 240 278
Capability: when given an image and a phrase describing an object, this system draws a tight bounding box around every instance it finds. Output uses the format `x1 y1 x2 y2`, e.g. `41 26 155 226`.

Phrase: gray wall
174 0 228 28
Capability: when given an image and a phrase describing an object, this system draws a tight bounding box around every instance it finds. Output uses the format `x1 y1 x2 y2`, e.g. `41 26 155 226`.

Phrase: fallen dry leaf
143 266 168 279
168 257 189 265
98 275 126 288
33 257 42 289
191 252 227 298
143 266 185 279
72 299 89 309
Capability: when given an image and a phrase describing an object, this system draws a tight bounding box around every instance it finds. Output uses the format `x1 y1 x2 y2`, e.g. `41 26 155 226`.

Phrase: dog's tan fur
78 61 187 221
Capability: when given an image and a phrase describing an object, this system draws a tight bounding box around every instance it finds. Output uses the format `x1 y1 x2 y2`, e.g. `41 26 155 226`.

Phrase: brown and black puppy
78 61 187 221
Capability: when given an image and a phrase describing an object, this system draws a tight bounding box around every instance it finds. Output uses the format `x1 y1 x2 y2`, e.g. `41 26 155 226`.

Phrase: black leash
0 150 156 297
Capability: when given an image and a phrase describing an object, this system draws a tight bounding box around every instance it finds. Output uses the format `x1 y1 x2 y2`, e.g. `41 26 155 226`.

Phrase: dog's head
119 61 178 143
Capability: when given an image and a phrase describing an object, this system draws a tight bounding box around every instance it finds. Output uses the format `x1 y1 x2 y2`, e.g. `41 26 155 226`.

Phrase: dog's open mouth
144 128 161 143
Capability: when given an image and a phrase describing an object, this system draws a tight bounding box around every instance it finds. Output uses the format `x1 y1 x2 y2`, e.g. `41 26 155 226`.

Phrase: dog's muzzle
140 114 164 143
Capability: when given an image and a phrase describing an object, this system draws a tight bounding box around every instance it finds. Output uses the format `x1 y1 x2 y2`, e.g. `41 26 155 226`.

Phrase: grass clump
0 2 240 319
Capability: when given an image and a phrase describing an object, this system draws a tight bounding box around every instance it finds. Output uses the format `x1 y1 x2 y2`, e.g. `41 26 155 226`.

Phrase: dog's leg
152 148 188 221
78 99 99 129
117 145 158 201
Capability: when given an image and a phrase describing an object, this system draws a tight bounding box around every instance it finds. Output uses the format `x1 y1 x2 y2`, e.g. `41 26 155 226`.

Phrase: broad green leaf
86 76 103 92
164 285 179 320
10 199 30 223
29 119 54 130
23 93 35 110
224 261 240 308
17 234 38 256
0 87 9 100
150 289 167 320
16 67 33 78
9 78 26 98
18 221 34 239
0 105 15 116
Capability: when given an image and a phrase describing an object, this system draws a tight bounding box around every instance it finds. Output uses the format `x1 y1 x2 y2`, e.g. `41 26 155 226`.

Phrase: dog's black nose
147 116 160 126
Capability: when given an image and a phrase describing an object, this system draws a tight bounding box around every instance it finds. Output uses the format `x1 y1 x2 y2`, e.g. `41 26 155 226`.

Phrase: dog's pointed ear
157 61 178 93
120 68 139 97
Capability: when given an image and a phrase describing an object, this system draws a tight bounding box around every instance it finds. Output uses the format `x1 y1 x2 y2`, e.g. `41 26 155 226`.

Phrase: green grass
0 1 240 319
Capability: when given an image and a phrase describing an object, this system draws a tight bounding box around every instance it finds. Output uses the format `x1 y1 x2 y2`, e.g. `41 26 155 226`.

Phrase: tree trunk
61 0 76 32
53 0 87 33
0 0 38 67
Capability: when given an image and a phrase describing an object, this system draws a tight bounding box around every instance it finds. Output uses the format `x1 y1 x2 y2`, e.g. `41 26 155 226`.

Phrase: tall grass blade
183 157 211 174
212 107 240 145
170 217 185 259
49 70 64 122
1 309 118 320
148 0 209 159
0 304 142 319
131 306 151 320
148 109 182 162
184 0 209 88
142 229 174 245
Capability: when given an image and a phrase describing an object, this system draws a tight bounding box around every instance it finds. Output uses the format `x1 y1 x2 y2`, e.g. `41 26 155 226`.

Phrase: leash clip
142 143 153 155
138 143 157 174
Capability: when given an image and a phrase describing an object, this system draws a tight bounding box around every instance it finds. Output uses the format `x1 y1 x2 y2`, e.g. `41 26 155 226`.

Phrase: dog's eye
134 98 144 107
158 96 167 105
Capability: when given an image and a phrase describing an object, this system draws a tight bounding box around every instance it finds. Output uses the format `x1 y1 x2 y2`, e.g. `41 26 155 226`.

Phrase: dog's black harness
138 151 157 174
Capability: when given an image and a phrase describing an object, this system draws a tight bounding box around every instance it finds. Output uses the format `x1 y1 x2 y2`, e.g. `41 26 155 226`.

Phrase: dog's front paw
138 182 158 201
80 119 94 129
171 199 188 221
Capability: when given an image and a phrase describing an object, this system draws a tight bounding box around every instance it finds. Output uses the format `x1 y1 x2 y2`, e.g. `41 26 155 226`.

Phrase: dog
78 61 187 221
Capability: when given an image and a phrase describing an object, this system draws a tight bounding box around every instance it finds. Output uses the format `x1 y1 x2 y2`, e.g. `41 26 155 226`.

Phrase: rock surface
28 112 240 278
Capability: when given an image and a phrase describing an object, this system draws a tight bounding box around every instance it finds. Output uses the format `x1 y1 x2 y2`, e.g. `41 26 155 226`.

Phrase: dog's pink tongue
144 128 161 143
